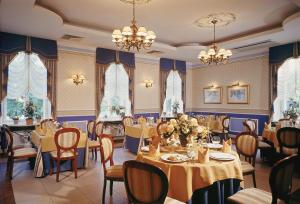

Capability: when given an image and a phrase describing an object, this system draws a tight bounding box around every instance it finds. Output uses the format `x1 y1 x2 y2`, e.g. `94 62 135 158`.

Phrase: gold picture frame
227 84 250 104
203 86 222 104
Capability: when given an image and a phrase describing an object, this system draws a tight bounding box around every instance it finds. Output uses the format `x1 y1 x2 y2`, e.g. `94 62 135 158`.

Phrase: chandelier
198 19 232 65
112 0 156 51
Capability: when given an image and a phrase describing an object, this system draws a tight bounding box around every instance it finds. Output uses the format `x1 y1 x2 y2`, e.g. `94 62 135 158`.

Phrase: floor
2 148 300 204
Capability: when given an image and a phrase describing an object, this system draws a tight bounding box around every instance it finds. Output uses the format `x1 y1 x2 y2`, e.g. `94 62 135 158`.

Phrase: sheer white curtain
273 58 300 121
3 52 50 121
163 70 183 116
99 63 131 120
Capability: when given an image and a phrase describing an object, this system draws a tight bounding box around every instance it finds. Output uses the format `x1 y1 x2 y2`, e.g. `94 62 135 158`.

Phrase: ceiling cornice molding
189 51 269 69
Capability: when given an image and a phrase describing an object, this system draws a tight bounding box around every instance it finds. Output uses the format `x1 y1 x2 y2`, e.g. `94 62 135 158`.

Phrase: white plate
160 153 189 163
140 146 149 152
206 143 223 149
209 152 235 161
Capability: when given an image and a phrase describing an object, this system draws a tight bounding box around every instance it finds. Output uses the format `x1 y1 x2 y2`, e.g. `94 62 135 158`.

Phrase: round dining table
136 148 243 202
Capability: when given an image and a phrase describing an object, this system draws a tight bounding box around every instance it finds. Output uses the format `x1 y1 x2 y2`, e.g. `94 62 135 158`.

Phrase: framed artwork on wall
203 87 222 104
227 84 249 104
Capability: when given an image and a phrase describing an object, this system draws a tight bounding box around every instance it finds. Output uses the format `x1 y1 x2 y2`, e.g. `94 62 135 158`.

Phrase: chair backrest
222 116 230 131
95 121 104 136
137 116 147 125
122 116 134 126
277 127 300 155
156 121 168 137
235 132 258 166
243 119 257 134
54 128 80 157
123 160 169 204
1 125 13 154
269 155 299 204
87 120 95 138
40 118 54 130
99 134 114 174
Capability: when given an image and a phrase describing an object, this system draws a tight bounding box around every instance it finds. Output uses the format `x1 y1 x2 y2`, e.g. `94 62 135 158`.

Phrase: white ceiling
1 0 300 65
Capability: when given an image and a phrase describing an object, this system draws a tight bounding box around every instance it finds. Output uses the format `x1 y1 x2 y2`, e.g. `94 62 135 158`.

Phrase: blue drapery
96 47 135 68
0 32 58 59
160 58 186 73
269 42 300 64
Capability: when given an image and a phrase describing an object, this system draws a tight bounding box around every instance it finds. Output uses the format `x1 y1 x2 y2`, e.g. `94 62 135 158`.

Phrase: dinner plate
160 153 189 163
206 143 223 149
140 146 149 152
209 152 235 161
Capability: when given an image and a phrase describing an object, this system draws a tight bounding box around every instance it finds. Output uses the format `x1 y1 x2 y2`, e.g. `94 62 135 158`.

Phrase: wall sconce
232 82 240 87
208 83 217 88
72 74 85 85
144 80 153 88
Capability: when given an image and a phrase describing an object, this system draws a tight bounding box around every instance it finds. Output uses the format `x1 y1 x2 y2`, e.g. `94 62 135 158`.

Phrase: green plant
283 97 299 120
23 101 36 119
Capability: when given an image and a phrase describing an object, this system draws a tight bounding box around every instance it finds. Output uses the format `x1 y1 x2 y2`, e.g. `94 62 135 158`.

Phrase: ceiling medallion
120 0 152 5
197 19 232 65
112 0 156 51
194 13 236 28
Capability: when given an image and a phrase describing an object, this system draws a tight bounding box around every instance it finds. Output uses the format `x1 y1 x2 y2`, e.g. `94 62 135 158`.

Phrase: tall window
162 70 183 116
99 63 131 120
273 58 300 121
2 52 50 121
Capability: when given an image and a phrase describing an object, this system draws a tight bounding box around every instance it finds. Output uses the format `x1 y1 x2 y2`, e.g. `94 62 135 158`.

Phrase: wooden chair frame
88 121 104 160
99 134 124 204
269 155 299 204
277 127 300 155
40 118 54 129
87 120 96 139
2 125 36 179
243 119 257 134
49 128 80 182
156 121 168 137
235 131 258 187
123 160 169 204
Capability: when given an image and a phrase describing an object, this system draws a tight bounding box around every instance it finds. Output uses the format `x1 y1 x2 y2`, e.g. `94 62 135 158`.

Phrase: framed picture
203 87 222 104
227 84 249 104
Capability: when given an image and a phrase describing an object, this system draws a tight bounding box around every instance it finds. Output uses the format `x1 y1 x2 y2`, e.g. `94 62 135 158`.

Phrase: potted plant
23 101 36 125
8 111 20 124
35 113 42 123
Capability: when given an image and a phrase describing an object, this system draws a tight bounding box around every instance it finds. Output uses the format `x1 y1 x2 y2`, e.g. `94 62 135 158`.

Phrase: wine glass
211 136 221 144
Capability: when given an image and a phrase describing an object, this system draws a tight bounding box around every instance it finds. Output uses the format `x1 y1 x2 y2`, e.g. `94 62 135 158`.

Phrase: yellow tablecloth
31 130 87 152
125 124 156 139
136 151 243 202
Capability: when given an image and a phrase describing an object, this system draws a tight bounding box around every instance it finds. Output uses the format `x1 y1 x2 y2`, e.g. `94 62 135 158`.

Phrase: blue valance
0 32 57 59
160 58 186 73
96 48 135 68
269 42 300 64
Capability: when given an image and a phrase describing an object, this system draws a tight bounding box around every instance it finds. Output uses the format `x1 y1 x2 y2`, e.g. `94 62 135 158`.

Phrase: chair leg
110 180 113 196
9 158 14 179
6 156 11 174
73 158 78 179
95 148 97 161
56 160 60 182
102 178 107 204
49 158 53 176
252 172 257 188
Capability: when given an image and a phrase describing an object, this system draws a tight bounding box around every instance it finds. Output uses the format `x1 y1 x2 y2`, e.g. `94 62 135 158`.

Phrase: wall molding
191 108 269 115
57 110 96 116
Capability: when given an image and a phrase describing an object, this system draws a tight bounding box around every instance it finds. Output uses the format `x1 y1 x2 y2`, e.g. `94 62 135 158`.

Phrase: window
162 70 183 116
2 52 50 121
273 58 300 121
99 63 131 120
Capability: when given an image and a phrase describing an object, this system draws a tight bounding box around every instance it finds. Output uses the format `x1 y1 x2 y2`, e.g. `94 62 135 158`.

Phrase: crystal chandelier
198 19 232 65
112 0 156 51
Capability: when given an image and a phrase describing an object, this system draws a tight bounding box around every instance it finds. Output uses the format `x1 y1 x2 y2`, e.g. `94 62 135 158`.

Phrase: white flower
166 124 174 133
180 114 188 121
170 119 177 126
190 118 198 126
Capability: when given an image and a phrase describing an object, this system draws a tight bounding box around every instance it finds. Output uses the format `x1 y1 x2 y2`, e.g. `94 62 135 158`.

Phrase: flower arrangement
283 97 299 120
172 100 180 115
23 101 36 119
160 114 199 146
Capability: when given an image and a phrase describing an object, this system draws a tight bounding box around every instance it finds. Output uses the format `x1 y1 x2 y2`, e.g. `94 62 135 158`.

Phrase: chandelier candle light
198 19 232 65
112 0 156 51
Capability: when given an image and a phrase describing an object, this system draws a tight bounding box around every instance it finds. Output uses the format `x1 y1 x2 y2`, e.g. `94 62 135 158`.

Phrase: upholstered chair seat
258 141 271 148
106 165 123 179
240 161 255 174
227 188 272 204
50 150 78 158
12 148 37 158
88 139 101 148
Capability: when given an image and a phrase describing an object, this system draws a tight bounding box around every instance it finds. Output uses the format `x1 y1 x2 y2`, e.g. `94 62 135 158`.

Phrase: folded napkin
198 146 209 163
149 144 160 157
222 139 232 153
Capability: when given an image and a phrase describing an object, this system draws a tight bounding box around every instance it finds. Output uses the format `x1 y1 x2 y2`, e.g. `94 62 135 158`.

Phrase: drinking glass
211 136 221 144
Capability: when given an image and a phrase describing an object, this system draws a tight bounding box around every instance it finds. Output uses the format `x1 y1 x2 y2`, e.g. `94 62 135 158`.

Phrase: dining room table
124 123 157 154
31 127 88 177
136 145 243 203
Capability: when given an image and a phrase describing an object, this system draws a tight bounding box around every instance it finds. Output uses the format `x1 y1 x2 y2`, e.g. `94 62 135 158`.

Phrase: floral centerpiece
23 101 36 125
160 114 199 147
283 97 299 123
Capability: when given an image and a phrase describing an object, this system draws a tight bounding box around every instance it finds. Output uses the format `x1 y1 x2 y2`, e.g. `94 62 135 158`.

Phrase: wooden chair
87 120 96 139
40 118 55 132
277 127 300 156
99 134 124 204
211 116 230 140
243 119 271 159
156 121 168 137
123 160 184 204
227 155 300 204
88 121 103 160
49 128 80 182
137 116 147 125
2 125 37 179
235 132 258 187
122 116 134 148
